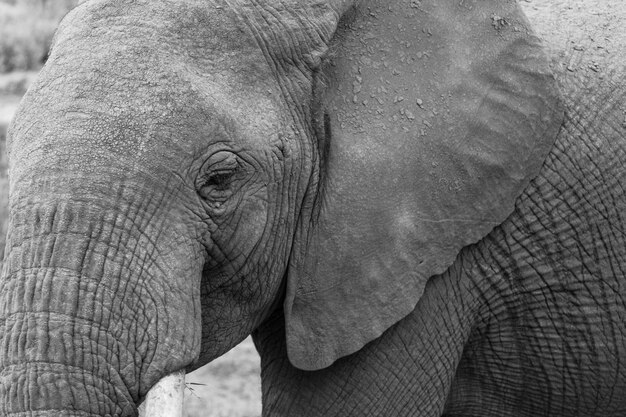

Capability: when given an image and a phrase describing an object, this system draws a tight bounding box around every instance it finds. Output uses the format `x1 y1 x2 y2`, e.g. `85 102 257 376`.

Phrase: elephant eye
205 170 235 189
196 151 240 203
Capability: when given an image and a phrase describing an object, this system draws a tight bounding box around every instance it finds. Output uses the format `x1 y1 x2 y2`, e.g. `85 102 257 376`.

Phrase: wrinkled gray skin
255 2 626 416
1 0 625 416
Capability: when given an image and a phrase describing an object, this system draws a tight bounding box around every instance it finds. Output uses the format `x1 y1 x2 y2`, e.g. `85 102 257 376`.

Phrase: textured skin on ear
285 0 564 371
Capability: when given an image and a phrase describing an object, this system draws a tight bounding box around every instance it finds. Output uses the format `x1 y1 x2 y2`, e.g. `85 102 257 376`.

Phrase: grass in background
0 0 78 73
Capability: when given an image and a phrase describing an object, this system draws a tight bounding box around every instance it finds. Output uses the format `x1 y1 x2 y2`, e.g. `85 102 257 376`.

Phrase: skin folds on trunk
0 186 201 415
0 201 141 415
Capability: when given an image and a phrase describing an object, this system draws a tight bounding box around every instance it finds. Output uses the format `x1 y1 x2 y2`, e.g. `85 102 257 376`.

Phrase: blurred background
0 1 261 416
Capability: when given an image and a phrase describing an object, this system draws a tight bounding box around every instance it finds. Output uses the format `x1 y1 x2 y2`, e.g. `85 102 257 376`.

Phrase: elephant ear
285 0 563 370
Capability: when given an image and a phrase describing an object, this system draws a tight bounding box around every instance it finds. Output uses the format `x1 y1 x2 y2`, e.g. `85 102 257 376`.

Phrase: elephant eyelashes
197 171 237 202
196 151 240 204
205 171 235 189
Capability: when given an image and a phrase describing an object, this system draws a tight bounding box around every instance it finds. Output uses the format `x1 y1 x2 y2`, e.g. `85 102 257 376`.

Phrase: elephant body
254 1 626 416
0 0 625 416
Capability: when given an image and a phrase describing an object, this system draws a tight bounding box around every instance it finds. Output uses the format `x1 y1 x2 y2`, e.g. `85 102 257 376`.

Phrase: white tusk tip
138 370 186 417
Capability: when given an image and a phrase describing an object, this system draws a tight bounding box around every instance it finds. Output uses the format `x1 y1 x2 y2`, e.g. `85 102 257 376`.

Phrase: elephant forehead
57 0 260 57
55 0 342 107
9 5 290 183
51 0 282 101
56 0 336 82
10 67 285 185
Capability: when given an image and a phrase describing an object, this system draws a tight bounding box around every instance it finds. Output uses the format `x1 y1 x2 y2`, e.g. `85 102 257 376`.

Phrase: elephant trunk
0 201 144 415
0 195 201 415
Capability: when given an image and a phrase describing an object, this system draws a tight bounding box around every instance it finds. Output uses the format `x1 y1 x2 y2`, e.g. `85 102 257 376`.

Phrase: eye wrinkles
196 152 240 204
194 149 267 209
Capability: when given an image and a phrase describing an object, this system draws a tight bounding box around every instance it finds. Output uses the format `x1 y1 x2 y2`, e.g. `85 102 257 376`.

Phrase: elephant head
0 0 562 415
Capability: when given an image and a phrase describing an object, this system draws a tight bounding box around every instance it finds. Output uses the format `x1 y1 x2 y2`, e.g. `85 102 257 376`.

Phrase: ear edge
285 268 428 370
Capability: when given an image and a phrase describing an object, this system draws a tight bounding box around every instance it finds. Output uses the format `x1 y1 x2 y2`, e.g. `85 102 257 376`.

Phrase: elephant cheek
0 199 202 416
226 197 270 257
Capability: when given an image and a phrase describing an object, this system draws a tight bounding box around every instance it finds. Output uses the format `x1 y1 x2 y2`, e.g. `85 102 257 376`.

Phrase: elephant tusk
138 370 186 417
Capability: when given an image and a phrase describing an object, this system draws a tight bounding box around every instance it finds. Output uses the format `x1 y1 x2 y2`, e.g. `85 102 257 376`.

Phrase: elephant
1 0 625 415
